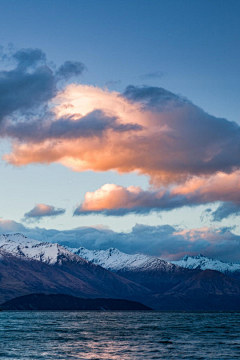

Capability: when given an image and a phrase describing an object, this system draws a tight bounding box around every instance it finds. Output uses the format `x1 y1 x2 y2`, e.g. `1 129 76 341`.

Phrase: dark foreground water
1 311 240 359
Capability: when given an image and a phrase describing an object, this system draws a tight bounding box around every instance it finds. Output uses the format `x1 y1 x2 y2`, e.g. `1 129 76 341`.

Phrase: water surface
1 311 240 359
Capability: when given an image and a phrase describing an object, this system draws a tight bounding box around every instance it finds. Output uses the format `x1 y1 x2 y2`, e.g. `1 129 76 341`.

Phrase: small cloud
105 80 121 88
211 202 240 221
200 208 212 222
13 48 46 70
0 218 27 233
0 46 87 131
139 71 165 80
56 60 86 80
23 204 66 223
200 203 240 222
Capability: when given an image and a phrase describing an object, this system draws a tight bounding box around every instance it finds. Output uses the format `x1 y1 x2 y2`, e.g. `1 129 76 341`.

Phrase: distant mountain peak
172 254 240 275
182 254 206 261
1 233 27 239
194 254 205 259
0 233 86 266
108 247 119 253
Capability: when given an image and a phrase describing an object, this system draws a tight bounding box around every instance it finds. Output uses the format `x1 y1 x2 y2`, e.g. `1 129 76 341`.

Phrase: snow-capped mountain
70 246 200 294
172 254 240 279
0 233 151 304
2 234 240 310
0 233 86 265
71 246 176 272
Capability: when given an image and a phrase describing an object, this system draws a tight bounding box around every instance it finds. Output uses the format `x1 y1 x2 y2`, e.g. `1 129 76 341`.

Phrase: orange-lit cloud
0 218 27 232
3 84 240 186
74 171 240 219
23 204 66 222
1 55 240 220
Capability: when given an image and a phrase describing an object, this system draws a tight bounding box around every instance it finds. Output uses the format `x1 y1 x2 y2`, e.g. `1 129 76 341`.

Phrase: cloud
2 84 240 188
211 202 240 221
121 85 188 110
0 49 55 124
2 109 142 142
12 48 46 69
23 204 66 222
0 51 240 218
139 71 165 80
200 208 212 222
0 47 86 126
105 80 121 87
0 218 27 233
1 219 240 262
56 61 86 79
36 224 240 263
73 171 240 217
73 183 186 216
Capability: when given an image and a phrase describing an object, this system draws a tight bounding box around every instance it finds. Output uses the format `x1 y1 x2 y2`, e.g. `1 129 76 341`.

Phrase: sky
0 0 240 261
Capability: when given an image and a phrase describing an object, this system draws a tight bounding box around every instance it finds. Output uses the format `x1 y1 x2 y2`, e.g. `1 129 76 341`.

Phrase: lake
1 311 240 359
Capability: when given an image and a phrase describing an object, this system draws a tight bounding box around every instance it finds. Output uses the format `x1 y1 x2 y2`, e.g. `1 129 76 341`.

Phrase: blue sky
1 0 239 122
0 0 239 259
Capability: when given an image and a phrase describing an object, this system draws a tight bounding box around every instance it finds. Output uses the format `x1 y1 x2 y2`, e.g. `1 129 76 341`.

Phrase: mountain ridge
172 254 240 280
0 235 151 304
70 246 202 294
2 233 240 310
72 245 240 280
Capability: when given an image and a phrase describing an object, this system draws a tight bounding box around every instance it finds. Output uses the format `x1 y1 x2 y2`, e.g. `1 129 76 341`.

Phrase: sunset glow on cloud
3 83 240 187
23 204 66 222
74 171 240 219
0 47 240 232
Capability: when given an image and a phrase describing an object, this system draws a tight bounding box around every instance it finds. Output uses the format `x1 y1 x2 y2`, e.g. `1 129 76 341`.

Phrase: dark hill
0 293 152 311
0 250 151 304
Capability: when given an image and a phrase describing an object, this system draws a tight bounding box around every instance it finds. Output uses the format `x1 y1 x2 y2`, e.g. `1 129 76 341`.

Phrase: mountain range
0 234 150 304
72 246 240 277
172 254 240 280
1 233 240 310
72 246 200 294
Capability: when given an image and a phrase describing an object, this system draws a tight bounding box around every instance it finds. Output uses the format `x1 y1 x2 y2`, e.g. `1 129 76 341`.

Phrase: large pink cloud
2 84 240 186
1 53 240 219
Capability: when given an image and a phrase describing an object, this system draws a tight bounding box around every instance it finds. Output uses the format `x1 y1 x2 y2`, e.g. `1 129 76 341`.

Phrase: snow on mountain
0 234 153 304
71 246 176 272
3 234 240 278
4 233 240 310
0 233 86 265
70 247 203 295
172 254 240 276
0 233 175 273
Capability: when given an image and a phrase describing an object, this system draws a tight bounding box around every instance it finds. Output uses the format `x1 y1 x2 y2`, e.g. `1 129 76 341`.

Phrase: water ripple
0 311 240 359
